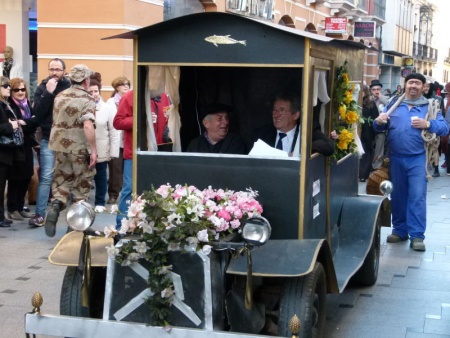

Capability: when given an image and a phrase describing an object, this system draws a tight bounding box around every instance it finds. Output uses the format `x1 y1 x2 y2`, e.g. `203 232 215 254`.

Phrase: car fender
48 231 113 267
226 239 339 293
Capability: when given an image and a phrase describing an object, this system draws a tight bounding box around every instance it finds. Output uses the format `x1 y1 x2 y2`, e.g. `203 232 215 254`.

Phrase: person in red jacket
113 90 133 229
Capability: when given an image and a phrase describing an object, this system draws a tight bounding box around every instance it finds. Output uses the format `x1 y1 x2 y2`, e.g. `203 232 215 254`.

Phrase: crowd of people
0 47 142 234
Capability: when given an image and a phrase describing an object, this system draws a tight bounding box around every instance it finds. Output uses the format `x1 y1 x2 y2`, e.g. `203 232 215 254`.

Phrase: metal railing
413 42 438 62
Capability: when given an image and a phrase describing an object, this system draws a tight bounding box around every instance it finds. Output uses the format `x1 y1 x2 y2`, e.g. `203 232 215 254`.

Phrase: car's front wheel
277 262 327 338
60 266 106 318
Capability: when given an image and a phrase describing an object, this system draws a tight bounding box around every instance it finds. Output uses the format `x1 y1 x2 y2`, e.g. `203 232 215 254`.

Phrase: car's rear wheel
277 262 327 338
60 266 106 318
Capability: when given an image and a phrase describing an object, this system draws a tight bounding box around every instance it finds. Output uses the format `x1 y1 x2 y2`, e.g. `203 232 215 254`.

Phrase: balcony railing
413 42 438 62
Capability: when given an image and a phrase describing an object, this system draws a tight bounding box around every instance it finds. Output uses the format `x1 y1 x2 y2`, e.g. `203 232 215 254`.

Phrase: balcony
413 42 438 63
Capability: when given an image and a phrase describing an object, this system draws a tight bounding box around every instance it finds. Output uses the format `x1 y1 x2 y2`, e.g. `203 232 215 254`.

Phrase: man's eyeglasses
1 84 10 89
12 88 26 93
48 68 64 72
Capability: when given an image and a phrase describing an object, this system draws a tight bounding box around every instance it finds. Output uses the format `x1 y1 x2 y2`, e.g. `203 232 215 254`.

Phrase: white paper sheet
249 139 289 157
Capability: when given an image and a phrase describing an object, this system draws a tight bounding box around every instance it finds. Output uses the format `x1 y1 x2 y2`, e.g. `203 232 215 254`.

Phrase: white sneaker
95 206 107 213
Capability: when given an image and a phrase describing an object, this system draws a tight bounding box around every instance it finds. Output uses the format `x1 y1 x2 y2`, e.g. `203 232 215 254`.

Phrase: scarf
13 97 31 119
403 95 429 106
113 93 122 107
2 59 13 78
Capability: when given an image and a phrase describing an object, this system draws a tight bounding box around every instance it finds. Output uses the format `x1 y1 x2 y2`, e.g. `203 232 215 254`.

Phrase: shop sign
354 21 376 38
325 17 347 34
403 57 414 69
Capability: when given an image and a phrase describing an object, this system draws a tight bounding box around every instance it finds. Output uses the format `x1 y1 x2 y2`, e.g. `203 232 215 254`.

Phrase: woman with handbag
0 76 23 227
7 78 39 221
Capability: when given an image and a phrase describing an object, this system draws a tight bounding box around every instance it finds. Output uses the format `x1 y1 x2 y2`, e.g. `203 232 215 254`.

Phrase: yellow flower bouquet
332 61 363 161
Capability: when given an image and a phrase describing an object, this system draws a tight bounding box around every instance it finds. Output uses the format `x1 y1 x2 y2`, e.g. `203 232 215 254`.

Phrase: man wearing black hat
187 103 246 154
374 73 449 251
370 79 389 170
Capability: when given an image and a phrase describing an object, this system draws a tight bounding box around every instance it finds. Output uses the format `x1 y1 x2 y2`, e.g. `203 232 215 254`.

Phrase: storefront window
164 0 204 21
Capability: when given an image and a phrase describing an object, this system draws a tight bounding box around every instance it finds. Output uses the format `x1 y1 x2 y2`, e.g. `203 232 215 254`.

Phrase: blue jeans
390 153 427 240
116 159 132 229
94 161 108 206
36 139 55 216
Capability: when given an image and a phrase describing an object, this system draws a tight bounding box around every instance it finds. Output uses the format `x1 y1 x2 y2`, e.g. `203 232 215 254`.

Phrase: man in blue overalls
374 73 449 251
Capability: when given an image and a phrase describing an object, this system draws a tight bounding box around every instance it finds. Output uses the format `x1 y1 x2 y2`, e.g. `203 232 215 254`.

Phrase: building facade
412 0 438 80
3 0 388 97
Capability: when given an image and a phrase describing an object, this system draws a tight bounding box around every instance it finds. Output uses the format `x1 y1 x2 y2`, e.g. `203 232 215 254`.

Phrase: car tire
278 262 327 338
60 266 106 318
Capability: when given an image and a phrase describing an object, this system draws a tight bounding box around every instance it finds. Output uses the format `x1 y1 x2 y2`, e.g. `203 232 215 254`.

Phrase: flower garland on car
105 184 263 326
332 60 364 161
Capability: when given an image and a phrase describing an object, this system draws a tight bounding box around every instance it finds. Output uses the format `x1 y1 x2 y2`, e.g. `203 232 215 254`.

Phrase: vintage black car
25 12 391 338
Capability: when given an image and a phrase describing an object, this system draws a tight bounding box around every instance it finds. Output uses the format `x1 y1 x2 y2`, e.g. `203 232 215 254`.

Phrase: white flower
128 252 141 261
167 212 182 225
140 220 154 234
197 229 209 242
161 287 174 299
106 244 120 257
133 241 149 254
201 245 212 255
110 204 119 214
186 236 199 246
158 265 173 275
167 242 181 251
103 225 118 238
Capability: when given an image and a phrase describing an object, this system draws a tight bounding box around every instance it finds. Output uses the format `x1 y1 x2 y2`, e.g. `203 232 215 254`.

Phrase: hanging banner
354 21 376 38
325 17 347 34
0 25 6 61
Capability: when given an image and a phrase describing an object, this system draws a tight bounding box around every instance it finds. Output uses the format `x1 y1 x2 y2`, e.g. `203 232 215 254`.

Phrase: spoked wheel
60 266 106 318
351 217 381 286
278 262 327 338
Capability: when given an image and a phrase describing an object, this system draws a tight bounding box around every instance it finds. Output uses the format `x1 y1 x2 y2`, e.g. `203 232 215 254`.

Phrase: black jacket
187 132 247 154
7 98 39 179
33 76 71 140
0 101 17 166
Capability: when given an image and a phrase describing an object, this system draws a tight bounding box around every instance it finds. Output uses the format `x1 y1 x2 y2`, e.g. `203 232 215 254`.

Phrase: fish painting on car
204 35 247 47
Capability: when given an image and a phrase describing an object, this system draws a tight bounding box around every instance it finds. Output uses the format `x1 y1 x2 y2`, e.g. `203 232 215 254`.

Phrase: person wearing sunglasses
105 76 130 205
6 78 39 222
0 77 22 227
30 58 71 227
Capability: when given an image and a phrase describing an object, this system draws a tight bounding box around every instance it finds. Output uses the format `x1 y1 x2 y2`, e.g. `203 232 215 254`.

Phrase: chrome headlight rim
66 200 96 232
242 216 271 246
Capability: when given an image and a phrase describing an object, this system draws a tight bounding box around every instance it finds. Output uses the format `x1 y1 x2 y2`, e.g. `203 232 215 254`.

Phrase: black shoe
45 200 61 237
0 220 11 227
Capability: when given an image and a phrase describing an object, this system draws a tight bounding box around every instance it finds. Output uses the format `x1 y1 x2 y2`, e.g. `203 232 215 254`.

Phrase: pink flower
217 209 231 221
156 184 171 198
230 219 241 229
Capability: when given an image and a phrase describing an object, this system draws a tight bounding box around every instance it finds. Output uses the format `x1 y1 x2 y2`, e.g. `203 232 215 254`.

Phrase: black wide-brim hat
370 79 383 88
200 103 232 120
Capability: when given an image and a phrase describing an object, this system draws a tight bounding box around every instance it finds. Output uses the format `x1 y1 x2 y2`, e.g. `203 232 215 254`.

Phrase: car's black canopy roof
104 11 366 65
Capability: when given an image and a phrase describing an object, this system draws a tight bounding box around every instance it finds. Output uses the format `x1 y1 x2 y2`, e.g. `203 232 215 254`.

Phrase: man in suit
254 92 334 157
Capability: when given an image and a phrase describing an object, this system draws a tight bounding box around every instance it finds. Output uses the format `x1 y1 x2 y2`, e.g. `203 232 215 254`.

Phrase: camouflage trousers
51 152 96 207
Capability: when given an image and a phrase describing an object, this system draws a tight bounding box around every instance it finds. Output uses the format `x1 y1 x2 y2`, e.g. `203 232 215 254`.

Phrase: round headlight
242 216 271 246
66 201 96 231
380 180 393 196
